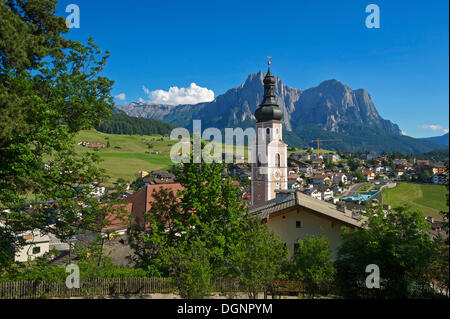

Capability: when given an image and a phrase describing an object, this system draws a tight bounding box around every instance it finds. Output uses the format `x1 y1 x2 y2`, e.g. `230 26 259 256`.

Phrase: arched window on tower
275 153 281 168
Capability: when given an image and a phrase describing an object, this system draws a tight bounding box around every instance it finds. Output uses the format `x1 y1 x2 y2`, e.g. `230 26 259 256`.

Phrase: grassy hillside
74 130 248 185
74 130 174 184
382 183 448 219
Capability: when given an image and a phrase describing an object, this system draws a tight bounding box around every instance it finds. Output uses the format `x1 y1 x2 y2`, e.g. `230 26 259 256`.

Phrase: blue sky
56 0 448 138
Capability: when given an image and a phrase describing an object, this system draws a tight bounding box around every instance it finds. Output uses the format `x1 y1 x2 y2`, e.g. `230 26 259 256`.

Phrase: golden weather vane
267 55 272 66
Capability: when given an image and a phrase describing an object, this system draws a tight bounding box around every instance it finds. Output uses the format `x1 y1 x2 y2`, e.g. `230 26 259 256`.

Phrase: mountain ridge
419 133 449 147
115 73 440 153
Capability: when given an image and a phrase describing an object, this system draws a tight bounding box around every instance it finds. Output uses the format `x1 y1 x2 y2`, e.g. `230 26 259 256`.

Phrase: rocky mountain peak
116 71 401 137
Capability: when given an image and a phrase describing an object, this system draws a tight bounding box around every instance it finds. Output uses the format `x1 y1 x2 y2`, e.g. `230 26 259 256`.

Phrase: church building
251 61 288 205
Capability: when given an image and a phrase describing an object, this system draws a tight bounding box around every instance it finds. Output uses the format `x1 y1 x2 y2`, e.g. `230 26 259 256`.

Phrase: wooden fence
0 278 305 299
0 278 249 299
0 278 174 299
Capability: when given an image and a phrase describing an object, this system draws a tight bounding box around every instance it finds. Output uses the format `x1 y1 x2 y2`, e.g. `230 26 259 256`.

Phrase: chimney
275 189 296 204
336 201 347 213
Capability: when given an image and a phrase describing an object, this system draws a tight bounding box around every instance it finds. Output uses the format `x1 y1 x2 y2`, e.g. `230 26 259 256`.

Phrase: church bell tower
251 60 288 205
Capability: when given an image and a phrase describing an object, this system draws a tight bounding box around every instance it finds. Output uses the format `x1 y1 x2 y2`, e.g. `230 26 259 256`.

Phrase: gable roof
120 183 184 227
249 191 362 228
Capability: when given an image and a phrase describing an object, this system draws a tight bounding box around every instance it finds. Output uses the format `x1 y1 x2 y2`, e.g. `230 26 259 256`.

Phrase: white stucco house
15 229 50 262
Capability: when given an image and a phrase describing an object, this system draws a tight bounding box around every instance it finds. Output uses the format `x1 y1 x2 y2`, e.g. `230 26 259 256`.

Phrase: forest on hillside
414 149 449 163
96 114 174 135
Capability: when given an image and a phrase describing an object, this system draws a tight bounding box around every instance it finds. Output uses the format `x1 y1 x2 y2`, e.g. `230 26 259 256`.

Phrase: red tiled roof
102 203 133 232
122 183 184 226
103 183 184 232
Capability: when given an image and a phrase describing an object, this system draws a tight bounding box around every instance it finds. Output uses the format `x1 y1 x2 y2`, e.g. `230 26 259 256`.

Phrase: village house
374 166 392 174
311 161 325 170
432 174 448 185
362 169 376 181
14 229 50 262
323 153 340 163
289 153 302 161
360 154 374 161
311 175 331 185
233 163 251 180
250 190 362 257
78 141 106 148
331 173 348 185
298 162 313 174
394 169 405 178
287 173 303 190
416 159 430 170
393 158 409 167
321 188 334 201
290 153 311 161
430 162 447 175
304 188 322 201
103 183 185 239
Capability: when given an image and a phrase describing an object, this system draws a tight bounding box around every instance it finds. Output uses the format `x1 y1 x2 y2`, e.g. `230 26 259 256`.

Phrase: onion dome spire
254 57 282 122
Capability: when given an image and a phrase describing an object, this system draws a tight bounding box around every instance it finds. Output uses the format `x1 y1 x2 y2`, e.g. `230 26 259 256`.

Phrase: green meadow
382 182 448 219
74 130 248 185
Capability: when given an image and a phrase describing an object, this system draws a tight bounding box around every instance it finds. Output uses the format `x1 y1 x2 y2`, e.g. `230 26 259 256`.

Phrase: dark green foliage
0 0 118 268
335 206 439 298
353 171 365 182
228 219 288 299
0 257 147 283
291 123 443 154
414 149 449 163
347 158 359 172
292 235 335 298
163 238 213 299
127 160 247 276
127 155 290 298
95 114 174 136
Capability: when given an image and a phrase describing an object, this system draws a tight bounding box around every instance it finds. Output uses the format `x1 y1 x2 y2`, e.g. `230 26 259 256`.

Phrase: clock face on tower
273 169 281 180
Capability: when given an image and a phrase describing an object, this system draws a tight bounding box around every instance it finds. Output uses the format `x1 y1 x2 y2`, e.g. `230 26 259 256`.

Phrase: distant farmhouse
78 141 106 148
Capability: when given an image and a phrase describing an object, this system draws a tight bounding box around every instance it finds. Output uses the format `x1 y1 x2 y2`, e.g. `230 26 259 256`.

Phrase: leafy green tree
429 237 449 296
292 235 335 298
432 164 449 295
163 237 213 299
419 170 432 183
228 219 288 299
335 206 438 298
353 171 365 182
127 159 248 278
347 159 359 172
127 187 188 276
0 0 115 268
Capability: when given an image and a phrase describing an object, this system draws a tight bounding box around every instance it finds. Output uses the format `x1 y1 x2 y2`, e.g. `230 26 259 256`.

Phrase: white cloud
444 129 449 134
114 93 126 101
142 83 214 105
421 124 443 131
